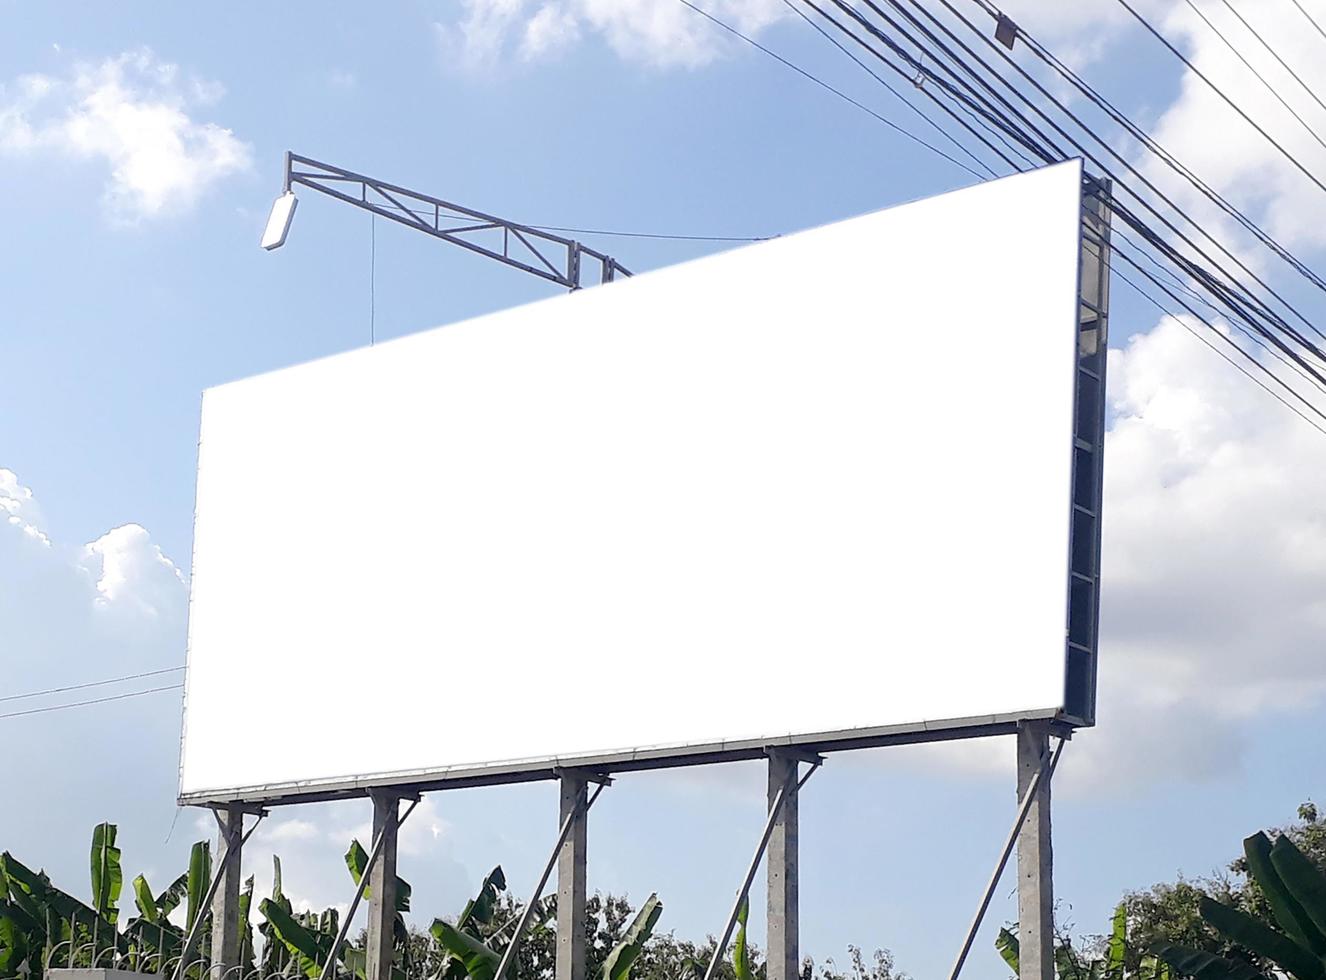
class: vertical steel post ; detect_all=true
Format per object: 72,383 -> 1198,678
556,774 -> 589,980
365,792 -> 401,980
210,805 -> 244,979
767,752 -> 799,980
1016,722 -> 1054,980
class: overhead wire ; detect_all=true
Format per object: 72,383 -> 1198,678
1109,0 -> 1326,198
783,0 -> 1326,429
1288,0 -> 1326,46
774,0 -> 997,176
1217,0 -> 1326,121
890,0 -> 1326,368
0,664 -> 185,703
1177,0 -> 1326,154
969,0 -> 1326,301
0,685 -> 184,721
674,0 -> 988,179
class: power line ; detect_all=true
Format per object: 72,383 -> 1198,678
789,0 -> 1326,433
974,0 -> 1326,302
899,0 -> 1326,362
1112,260 -> 1326,437
1178,0 -> 1326,155
1111,0 -> 1326,198
674,0 -> 988,179
1218,0 -> 1326,121
0,664 -> 185,703
0,684 -> 184,721
774,0 -> 997,177
1288,0 -> 1326,46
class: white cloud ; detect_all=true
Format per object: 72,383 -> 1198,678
0,48 -> 251,220
80,523 -> 187,616
437,0 -> 786,70
0,468 -> 51,546
876,314 -> 1326,793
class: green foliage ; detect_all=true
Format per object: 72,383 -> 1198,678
186,840 -> 211,932
1152,828 -> 1326,980
601,893 -> 661,980
732,898 -> 752,980
90,823 -> 123,927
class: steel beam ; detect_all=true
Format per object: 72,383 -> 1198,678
1016,722 -> 1054,980
556,775 -> 589,980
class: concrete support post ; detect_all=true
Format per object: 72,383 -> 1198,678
210,805 -> 244,979
556,775 -> 589,980
365,792 -> 401,980
767,752 -> 799,980
1016,722 -> 1054,980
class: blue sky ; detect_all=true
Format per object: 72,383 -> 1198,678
4,2 -> 1326,979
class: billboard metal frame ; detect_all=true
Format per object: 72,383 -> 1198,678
184,167 -> 1111,980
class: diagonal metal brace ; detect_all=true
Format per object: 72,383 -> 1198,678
171,811 -> 266,980
946,737 -> 1066,980
701,759 -> 822,980
494,780 -> 609,980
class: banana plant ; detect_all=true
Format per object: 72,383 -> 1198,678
998,903 -> 1174,980
600,893 -> 662,980
90,823 -> 122,928
1153,832 -> 1326,980
731,897 -> 752,980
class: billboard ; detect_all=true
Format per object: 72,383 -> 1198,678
180,160 -> 1096,804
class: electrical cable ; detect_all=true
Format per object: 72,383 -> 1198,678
1110,0 -> 1326,198
971,0 -> 1326,301
1178,0 -> 1326,154
792,0 -> 1326,423
1288,0 -> 1326,46
1112,257 -> 1326,436
0,684 -> 184,721
775,0 -> 997,177
675,0 -> 988,179
902,0 -> 1326,357
1218,0 -> 1326,120
0,664 -> 185,703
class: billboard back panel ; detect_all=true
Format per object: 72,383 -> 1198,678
180,160 -> 1086,802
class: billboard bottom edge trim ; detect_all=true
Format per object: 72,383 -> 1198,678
178,707 -> 1078,807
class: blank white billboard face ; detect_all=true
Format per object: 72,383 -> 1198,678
180,161 -> 1086,802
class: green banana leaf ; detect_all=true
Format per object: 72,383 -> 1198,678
238,875 -> 256,970
601,893 -> 662,980
731,896 -> 751,980
260,897 -> 332,980
1269,836 -> 1326,942
0,902 -> 31,974
457,867 -> 507,935
186,841 -> 211,931
344,839 -> 413,912
996,927 -> 1020,974
1151,942 -> 1270,980
431,919 -> 501,980
156,873 -> 190,920
1107,903 -> 1128,980
1244,834 -> 1324,955
1199,896 -> 1324,980
132,874 -> 159,924
90,823 -> 122,926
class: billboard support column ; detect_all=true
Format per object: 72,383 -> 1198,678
767,751 -> 799,980
366,791 -> 401,980
1016,722 -> 1054,980
210,805 -> 244,977
556,773 -> 589,980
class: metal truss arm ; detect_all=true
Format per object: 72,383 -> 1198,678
282,152 -> 631,291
